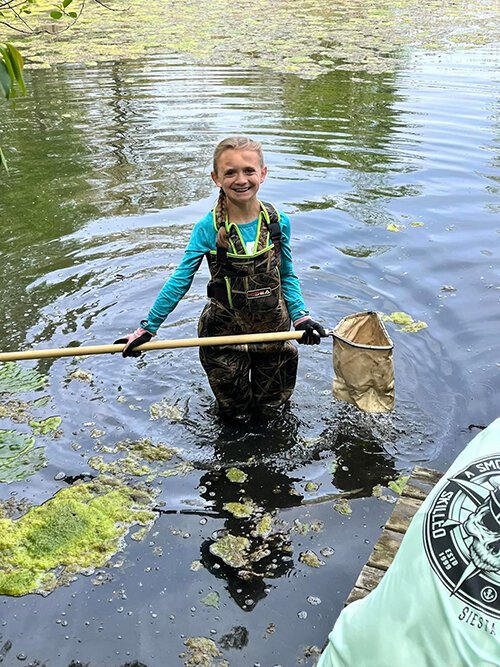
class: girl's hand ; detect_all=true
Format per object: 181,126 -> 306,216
114,327 -> 153,357
294,318 -> 326,345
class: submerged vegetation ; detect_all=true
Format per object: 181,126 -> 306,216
2,0 -> 499,77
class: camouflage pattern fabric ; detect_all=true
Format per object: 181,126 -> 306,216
198,289 -> 297,414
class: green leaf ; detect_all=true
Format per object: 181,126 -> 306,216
68,12 -> 78,18
0,57 -> 13,99
62,0 -> 73,6
388,475 -> 410,495
0,363 -> 46,393
6,43 -> 26,95
50,10 -> 63,19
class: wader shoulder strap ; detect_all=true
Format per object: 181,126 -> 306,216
260,201 -> 281,257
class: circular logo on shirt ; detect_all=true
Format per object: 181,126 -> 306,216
423,456 -> 500,619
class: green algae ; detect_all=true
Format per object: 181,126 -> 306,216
299,550 -> 325,568
0,399 -> 32,423
386,223 -> 406,232
223,501 -> 258,519
149,398 -> 186,422
0,476 -> 156,596
253,513 -> 273,538
182,637 -> 223,667
67,368 -> 93,382
0,362 -> 45,394
88,438 -> 185,481
226,467 -> 247,483
4,0 -> 499,79
333,498 -> 352,516
304,481 -> 320,492
209,534 -> 250,569
0,429 -> 46,483
382,311 -> 428,333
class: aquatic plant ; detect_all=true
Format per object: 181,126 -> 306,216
0,476 -> 156,596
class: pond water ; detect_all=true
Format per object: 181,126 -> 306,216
0,44 -> 499,666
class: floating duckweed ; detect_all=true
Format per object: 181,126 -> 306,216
333,498 -> 352,515
388,475 -> 410,495
0,363 -> 45,394
382,311 -> 428,333
149,398 -> 186,422
200,591 -> 220,609
0,477 -> 156,596
299,550 -> 325,568
410,221 -> 426,227
223,501 -> 257,518
226,467 -> 247,483
386,223 -> 405,232
210,534 -> 250,569
29,416 -> 62,435
182,637 -> 221,667
0,430 -> 46,483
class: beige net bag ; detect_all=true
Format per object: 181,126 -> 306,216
332,311 -> 394,413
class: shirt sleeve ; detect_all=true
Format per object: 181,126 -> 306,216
143,213 -> 215,333
278,212 -> 310,323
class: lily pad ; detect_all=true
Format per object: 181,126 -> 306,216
0,429 -> 46,483
0,363 -> 45,394
29,416 -> 62,435
201,591 -> 220,609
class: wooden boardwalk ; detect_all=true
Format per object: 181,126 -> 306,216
345,466 -> 443,605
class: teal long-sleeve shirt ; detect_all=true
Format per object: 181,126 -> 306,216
142,210 -> 309,334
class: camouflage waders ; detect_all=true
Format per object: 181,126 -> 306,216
198,202 -> 298,414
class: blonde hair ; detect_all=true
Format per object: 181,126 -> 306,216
213,136 -> 264,249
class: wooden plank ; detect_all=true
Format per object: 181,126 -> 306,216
352,564 -> 385,591
386,496 -> 422,534
402,467 -> 443,501
344,467 -> 441,607
367,528 -> 403,570
345,586 -> 371,605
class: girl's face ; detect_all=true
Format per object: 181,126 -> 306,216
211,149 -> 267,207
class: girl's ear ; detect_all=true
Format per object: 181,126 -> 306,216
260,165 -> 268,183
211,171 -> 221,188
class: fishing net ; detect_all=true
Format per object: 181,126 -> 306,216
332,311 -> 394,413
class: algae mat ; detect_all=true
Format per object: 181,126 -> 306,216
6,0 -> 500,77
0,477 -> 156,596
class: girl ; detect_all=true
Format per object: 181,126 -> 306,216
115,136 -> 325,416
